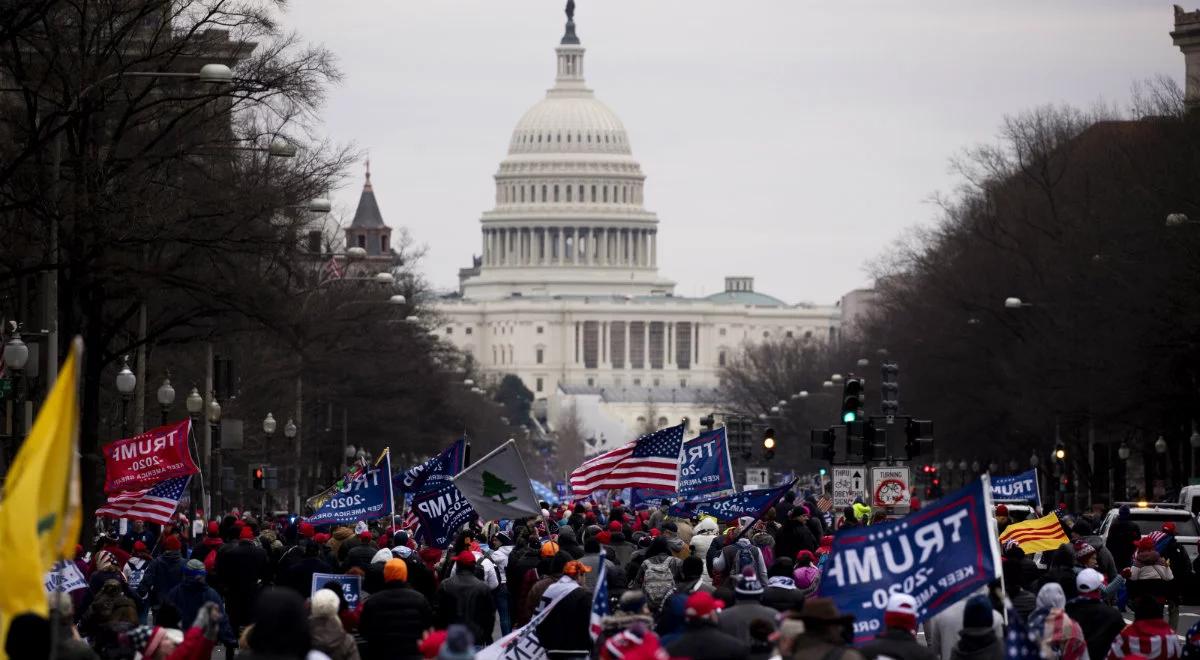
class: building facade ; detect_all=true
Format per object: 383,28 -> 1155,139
432,7 -> 847,441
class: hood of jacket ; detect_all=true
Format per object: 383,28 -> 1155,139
693,517 -> 719,535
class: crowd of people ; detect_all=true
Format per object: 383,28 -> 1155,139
7,494 -> 1200,660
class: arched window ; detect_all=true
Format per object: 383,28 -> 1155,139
604,134 -> 609,143
567,133 -> 571,143
587,134 -> 592,143
657,416 -> 669,428
718,350 -> 727,367
622,186 -> 627,203
538,134 -> 542,143
553,185 -> 559,202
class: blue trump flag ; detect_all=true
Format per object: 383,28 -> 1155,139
677,428 -> 736,499
402,438 -> 476,548
630,488 -> 676,510
990,468 -> 1041,508
396,437 -> 467,495
305,466 -> 390,525
818,475 -> 1003,644
668,479 -> 796,521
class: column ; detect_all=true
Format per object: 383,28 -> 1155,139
522,228 -> 529,265
651,230 -> 657,268
619,229 -> 627,266
641,230 -> 649,267
667,322 -> 673,365
587,228 -> 595,266
558,228 -> 565,265
498,228 -> 505,266
571,227 -> 579,265
600,227 -> 608,265
540,228 -> 547,264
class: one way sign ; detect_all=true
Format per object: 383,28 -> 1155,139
831,466 -> 868,509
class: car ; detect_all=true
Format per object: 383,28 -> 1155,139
1096,502 -> 1199,563
1180,485 -> 1200,517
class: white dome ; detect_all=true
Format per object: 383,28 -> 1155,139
508,95 -> 632,156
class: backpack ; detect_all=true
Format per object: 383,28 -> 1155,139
641,558 -> 676,612
735,543 -> 757,576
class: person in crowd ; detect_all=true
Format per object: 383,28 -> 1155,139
215,523 -> 268,636
46,591 -> 101,660
775,505 -> 819,562
1159,521 -> 1191,630
490,530 -> 516,635
717,568 -> 779,644
1107,593 -> 1182,660
994,504 -> 1011,534
280,539 -> 332,597
860,593 -> 937,660
793,550 -> 822,599
162,560 -> 237,649
1003,549 -> 1038,621
241,588 -> 314,660
791,597 -> 865,660
359,557 -> 433,659
580,536 -> 623,593
761,557 -> 804,613
309,588 -> 360,660
535,560 -> 595,657
926,586 -> 1003,660
435,550 -> 496,644
688,516 -> 720,587
950,594 -> 1003,660
191,522 -> 224,567
1106,505 -> 1141,572
141,534 -> 186,619
1040,544 -> 1080,600
1067,568 -> 1127,660
1071,518 -> 1118,581
663,591 -> 750,659
79,578 -> 139,641
634,537 -> 683,614
712,529 -> 768,588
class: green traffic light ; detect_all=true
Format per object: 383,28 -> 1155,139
819,468 -> 827,476
842,411 -> 857,423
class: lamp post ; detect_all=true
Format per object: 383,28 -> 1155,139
208,398 -> 222,514
283,418 -> 297,504
1191,426 -> 1200,482
184,387 -> 204,515
1155,435 -> 1168,494
115,355 -> 136,438
3,330 -> 30,465
262,412 -> 277,466
156,377 -> 175,426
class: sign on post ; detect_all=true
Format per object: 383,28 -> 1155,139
744,467 -> 771,488
832,466 -> 868,509
311,573 -> 363,608
871,466 -> 911,508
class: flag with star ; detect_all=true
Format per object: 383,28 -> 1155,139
569,424 -> 684,497
590,549 -> 610,641
1005,606 -> 1041,660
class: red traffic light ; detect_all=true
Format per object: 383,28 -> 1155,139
932,478 -> 940,486
255,468 -> 264,479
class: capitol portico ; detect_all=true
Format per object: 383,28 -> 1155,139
426,4 -> 854,441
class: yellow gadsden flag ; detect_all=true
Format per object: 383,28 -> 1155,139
998,511 -> 1070,553
0,338 -> 83,654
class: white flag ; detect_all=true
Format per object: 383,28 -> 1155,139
475,578 -> 578,660
452,440 -> 541,521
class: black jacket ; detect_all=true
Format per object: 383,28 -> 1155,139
535,586 -> 593,655
344,543 -> 378,573
861,628 -> 939,660
215,540 -> 268,627
761,585 -> 806,613
359,581 -> 432,660
140,551 -> 185,607
434,572 -> 496,644
1105,520 -> 1141,570
1065,597 -> 1126,660
774,519 -> 818,562
664,620 -> 751,660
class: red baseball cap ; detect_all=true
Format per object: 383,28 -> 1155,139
609,521 -> 623,532
1163,521 -> 1177,534
455,551 -> 477,566
684,591 -> 724,618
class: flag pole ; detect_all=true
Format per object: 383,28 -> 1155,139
385,447 -> 397,532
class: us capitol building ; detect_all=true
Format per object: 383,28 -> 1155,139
418,5 -> 870,445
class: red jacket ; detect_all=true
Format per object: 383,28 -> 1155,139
1106,619 -> 1182,660
166,627 -> 216,660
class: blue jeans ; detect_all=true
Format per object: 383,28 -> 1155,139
494,584 -> 512,635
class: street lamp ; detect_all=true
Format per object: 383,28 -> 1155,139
374,272 -> 395,285
1004,297 -> 1032,309
1118,442 -> 1131,460
1008,459 -> 1019,472
346,246 -> 367,260
971,461 -> 981,473
3,329 -> 29,462
2,332 -> 28,371
263,412 -> 277,436
856,358 -> 869,367
1165,213 -> 1193,227
1155,436 -> 1168,454
156,377 -> 175,425
822,380 -> 834,388
988,461 -> 999,474
284,418 -> 298,440
1030,452 -> 1039,467
770,406 -> 780,414
115,355 -> 136,437
831,374 -> 844,383
389,294 -> 407,306
207,397 -> 222,514
1054,446 -> 1066,460
267,137 -> 297,158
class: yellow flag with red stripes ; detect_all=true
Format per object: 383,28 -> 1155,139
998,511 -> 1069,553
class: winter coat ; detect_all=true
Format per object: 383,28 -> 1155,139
924,593 -> 1004,660
713,537 -> 768,586
580,552 -> 622,592
663,619 -> 751,660
1066,597 -> 1128,660
556,527 -> 585,559
163,626 -> 217,660
774,519 -> 818,562
191,536 -> 223,567
163,579 -> 236,645
434,571 -> 495,644
281,556 -> 332,598
1082,533 -> 1120,581
605,540 -> 636,569
1105,520 -> 1141,570
791,634 -> 867,660
344,543 -> 378,574
761,577 -> 806,613
717,599 -> 779,644
950,627 -> 1005,660
534,583 -> 593,656
309,615 -> 361,660
214,539 -> 267,628
1010,587 -> 1037,622
860,627 -> 939,660
1106,618 -> 1182,660
141,550 -> 185,607
359,581 -> 432,660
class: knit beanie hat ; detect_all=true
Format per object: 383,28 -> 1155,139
183,559 -> 206,580
162,535 -> 182,551
384,558 -> 409,583
883,593 -> 918,632
439,624 -> 475,660
735,568 -> 764,597
963,594 -> 993,629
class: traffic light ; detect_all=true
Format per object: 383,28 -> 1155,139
841,378 -> 864,423
1059,475 -> 1070,492
699,414 -> 715,432
252,466 -> 265,490
810,428 -> 834,461
880,362 -> 899,417
863,421 -> 886,461
818,467 -> 827,477
762,427 -> 776,460
905,419 -> 934,458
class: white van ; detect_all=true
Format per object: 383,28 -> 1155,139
1180,485 -> 1200,517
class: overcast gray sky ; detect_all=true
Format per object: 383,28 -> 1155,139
283,1 -> 1182,304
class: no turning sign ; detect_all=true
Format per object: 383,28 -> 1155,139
871,466 -> 911,508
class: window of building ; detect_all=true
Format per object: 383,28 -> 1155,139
805,330 -> 813,339
583,321 -> 599,369
629,321 -> 645,369
648,322 -> 664,369
587,377 -> 595,387
465,327 -> 473,335
554,185 -> 559,202
657,416 -> 668,427
675,322 -> 692,370
763,331 -> 770,338
614,376 -> 623,387
446,327 -> 453,335
536,378 -> 544,392
591,185 -> 596,202
603,187 -> 608,203
541,185 -> 547,202
537,326 -> 544,334
636,416 -> 646,425
633,378 -> 642,386
609,321 -> 626,369
536,348 -> 544,364
786,330 -> 794,338
381,234 -> 389,253
652,378 -> 660,387
306,230 -> 322,254
566,186 -> 572,202
520,187 -> 525,202
719,328 -> 727,337
680,379 -> 687,388
356,234 -> 366,248
718,350 -> 727,367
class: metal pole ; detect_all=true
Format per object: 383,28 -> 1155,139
160,406 -> 168,426
212,420 -> 222,515
293,368 -> 303,513
134,303 -> 146,434
120,397 -> 130,438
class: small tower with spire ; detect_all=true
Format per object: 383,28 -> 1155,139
344,158 -> 394,265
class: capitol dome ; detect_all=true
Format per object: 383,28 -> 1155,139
460,5 -> 676,301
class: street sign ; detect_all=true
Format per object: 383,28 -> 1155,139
831,466 -> 867,509
745,467 -> 771,487
871,466 -> 911,508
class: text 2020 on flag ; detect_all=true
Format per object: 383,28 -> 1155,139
568,424 -> 684,497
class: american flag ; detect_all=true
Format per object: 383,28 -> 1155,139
96,477 -> 189,525
569,424 -> 683,497
1004,606 -> 1041,660
590,549 -> 610,641
323,255 -> 344,281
